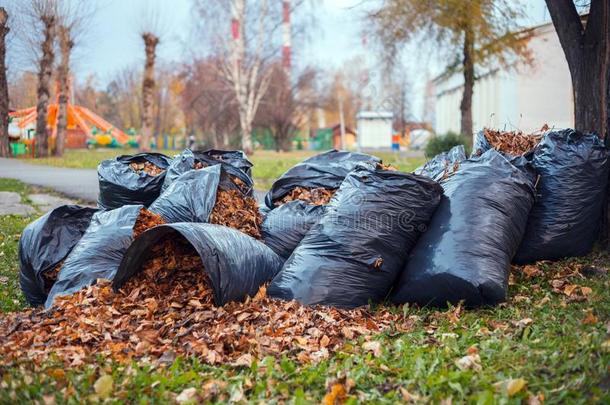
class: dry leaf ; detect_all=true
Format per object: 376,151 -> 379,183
363,341 -> 382,357
176,387 -> 198,404
495,378 -> 527,397
94,375 -> 113,399
323,383 -> 347,405
455,354 -> 481,371
582,310 -> 598,325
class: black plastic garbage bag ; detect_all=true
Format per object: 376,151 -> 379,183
19,205 -> 97,306
97,153 -> 172,210
261,200 -> 327,260
162,149 -> 253,194
415,145 -> 467,181
392,149 -> 536,307
268,166 -> 443,308
264,150 -> 380,209
149,165 -> 221,223
113,223 -> 283,305
514,129 -> 610,263
45,205 -> 144,308
471,130 -> 493,157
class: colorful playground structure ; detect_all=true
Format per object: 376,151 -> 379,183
8,89 -> 133,154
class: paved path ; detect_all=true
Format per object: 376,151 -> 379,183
0,158 -> 99,202
0,158 -> 267,204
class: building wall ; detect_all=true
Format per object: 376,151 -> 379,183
357,118 -> 393,148
434,22 -> 574,137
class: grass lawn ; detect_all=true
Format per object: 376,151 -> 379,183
0,179 -> 608,403
23,149 -> 426,191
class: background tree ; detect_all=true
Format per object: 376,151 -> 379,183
544,0 -> 609,138
0,7 -> 10,157
140,32 -> 159,152
23,0 -> 58,157
369,0 -> 531,136
256,63 -> 318,151
54,0 -> 94,156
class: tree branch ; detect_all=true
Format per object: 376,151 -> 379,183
544,0 -> 584,64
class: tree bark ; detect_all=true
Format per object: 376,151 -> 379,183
546,0 -> 609,137
55,25 -> 73,157
460,26 -> 474,137
140,32 -> 159,152
35,14 -> 56,157
0,8 -> 10,158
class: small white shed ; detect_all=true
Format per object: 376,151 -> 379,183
356,111 -> 393,149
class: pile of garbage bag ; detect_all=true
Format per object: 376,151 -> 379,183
18,130 -> 610,310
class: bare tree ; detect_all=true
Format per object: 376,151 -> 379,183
54,0 -> 94,156
25,0 -> 59,157
256,63 -> 318,151
0,7 -> 9,157
140,32 -> 159,151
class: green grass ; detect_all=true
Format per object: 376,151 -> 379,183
0,179 -> 607,403
23,149 -> 426,191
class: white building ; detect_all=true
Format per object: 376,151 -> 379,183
433,20 -> 574,137
356,111 -> 393,149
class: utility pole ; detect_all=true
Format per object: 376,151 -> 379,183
338,94 -> 346,150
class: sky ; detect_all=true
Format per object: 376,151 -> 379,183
9,0 -> 555,119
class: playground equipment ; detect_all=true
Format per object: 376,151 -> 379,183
9,80 -> 130,151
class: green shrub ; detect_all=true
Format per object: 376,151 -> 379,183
425,132 -> 471,158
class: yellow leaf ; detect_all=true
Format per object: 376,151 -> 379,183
580,286 -> 592,296
94,375 -> 113,399
506,378 -> 527,396
323,383 -> 346,405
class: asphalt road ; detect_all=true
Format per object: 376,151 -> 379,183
0,158 -> 266,204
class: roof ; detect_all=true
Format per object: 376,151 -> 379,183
356,111 -> 393,119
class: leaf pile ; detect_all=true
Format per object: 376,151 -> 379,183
482,124 -> 547,155
42,261 -> 63,293
209,189 -> 262,239
275,187 -> 337,207
129,160 -> 165,176
0,248 -> 408,366
377,162 -> 398,171
132,208 -> 166,239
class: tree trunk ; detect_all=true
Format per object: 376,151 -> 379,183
460,27 -> 474,137
0,8 -> 9,158
240,120 -> 253,154
55,26 -> 73,157
35,15 -> 56,158
140,32 -> 159,152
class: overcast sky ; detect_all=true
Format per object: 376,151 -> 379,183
7,0 -> 554,119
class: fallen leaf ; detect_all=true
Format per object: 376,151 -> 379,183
495,378 -> 527,397
455,354 -> 481,371
399,387 -> 420,402
580,286 -> 592,296
176,387 -> 198,404
233,353 -> 254,368
363,341 -> 382,357
582,310 -> 598,325
94,374 -> 113,399
323,383 -> 346,405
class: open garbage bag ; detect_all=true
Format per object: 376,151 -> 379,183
392,149 -> 536,307
97,153 -> 172,210
45,205 -> 146,308
19,205 -> 97,306
162,149 -> 253,193
514,129 -> 610,263
261,201 -> 327,260
415,145 -> 466,181
268,165 -> 443,308
263,150 -> 380,209
149,165 -> 221,223
113,223 -> 283,305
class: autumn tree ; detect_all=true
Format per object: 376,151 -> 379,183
256,63 -> 318,151
0,7 -> 9,157
545,0 -> 609,138
369,0 -> 531,136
